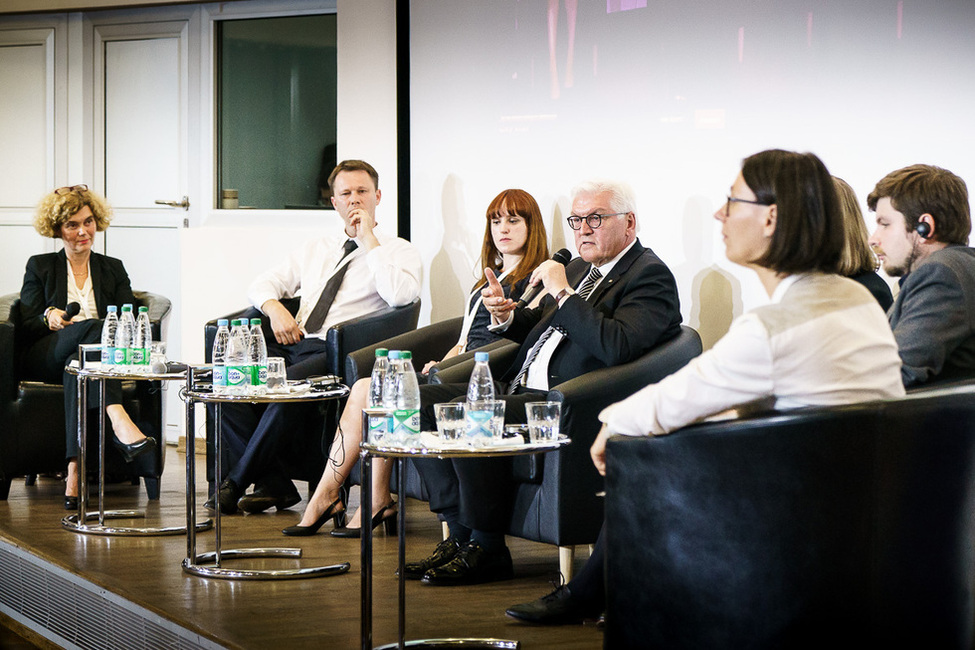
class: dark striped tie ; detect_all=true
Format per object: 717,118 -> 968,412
506,266 -> 602,393
303,239 -> 358,333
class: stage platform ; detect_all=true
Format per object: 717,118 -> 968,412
0,445 -> 602,649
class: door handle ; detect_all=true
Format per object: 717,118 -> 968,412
155,196 -> 190,209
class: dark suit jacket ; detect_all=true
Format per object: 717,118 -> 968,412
501,239 -> 682,387
19,249 -> 136,348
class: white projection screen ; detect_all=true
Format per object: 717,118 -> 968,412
410,0 -> 975,347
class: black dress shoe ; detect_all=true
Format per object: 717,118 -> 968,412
421,541 -> 513,586
237,485 -> 302,514
505,585 -> 594,625
112,435 -> 156,463
64,496 -> 78,511
330,502 -> 397,538
203,479 -> 241,514
401,536 -> 462,580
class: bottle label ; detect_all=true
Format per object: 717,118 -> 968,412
252,365 -> 268,386
131,348 -> 146,365
466,408 -> 493,440
213,365 -> 227,388
368,415 -> 387,442
227,366 -> 249,387
393,409 -> 420,438
114,347 -> 128,365
102,346 -> 115,365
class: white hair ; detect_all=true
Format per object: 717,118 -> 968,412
570,179 -> 640,231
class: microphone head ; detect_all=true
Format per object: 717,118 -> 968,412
64,302 -> 81,319
552,248 -> 572,265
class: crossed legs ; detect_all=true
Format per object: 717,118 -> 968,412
294,378 -> 395,530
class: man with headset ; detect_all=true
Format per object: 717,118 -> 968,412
867,164 -> 975,387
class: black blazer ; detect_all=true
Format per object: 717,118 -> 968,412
501,240 -> 682,387
19,249 -> 136,347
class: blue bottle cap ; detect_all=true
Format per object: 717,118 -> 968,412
218,319 -> 229,326
474,352 -> 489,362
107,305 -> 117,312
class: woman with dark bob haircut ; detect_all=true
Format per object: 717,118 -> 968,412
508,150 -> 907,626
594,149 -> 906,442
595,148 -> 906,442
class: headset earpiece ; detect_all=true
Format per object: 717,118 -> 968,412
916,221 -> 932,238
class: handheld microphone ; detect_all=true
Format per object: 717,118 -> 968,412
515,248 -> 572,307
64,302 -> 81,320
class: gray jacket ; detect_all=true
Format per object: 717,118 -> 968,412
888,245 -> 975,386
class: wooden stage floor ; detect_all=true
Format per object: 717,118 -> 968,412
0,446 -> 603,649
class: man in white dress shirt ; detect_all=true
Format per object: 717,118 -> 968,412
209,160 -> 422,514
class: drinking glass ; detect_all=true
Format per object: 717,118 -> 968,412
434,403 -> 466,443
465,400 -> 505,446
525,401 -> 561,443
149,341 -> 168,374
266,357 -> 287,393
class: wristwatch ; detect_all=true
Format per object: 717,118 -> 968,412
555,287 -> 575,303
43,306 -> 56,326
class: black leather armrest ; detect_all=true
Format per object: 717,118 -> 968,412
551,326 -> 702,413
345,315 -> 462,387
325,298 -> 421,381
0,294 -> 18,403
428,338 -> 514,378
432,341 -> 520,385
133,291 -> 172,342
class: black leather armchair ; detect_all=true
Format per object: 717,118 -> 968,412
432,324 -> 704,579
0,291 -> 172,500
202,297 -> 421,492
604,386 -> 975,649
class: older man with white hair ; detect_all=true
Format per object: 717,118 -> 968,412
406,179 -> 683,586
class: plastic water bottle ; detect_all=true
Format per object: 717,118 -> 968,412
393,351 -> 421,447
248,318 -> 268,394
226,319 -> 251,394
367,348 -> 390,442
466,351 -> 495,443
115,304 -> 135,368
100,305 -> 118,367
132,306 -> 152,372
212,319 -> 230,394
382,351 -> 403,444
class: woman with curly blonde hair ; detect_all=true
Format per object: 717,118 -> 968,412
21,184 -> 155,510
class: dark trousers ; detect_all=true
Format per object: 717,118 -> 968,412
413,382 -> 545,532
22,319 -> 123,459
217,332 -> 331,491
568,525 -> 606,613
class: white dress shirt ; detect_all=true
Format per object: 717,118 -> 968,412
599,273 -> 906,436
247,228 -> 422,339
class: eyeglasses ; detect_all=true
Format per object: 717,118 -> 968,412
724,195 -> 771,217
566,212 -> 626,230
54,184 -> 88,195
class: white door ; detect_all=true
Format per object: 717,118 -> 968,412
90,10 -> 200,442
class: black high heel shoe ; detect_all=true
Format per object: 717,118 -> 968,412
330,502 -> 397,538
64,495 -> 78,510
282,498 -> 346,536
112,435 -> 156,463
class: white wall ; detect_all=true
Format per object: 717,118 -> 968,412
409,1 -> 975,350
